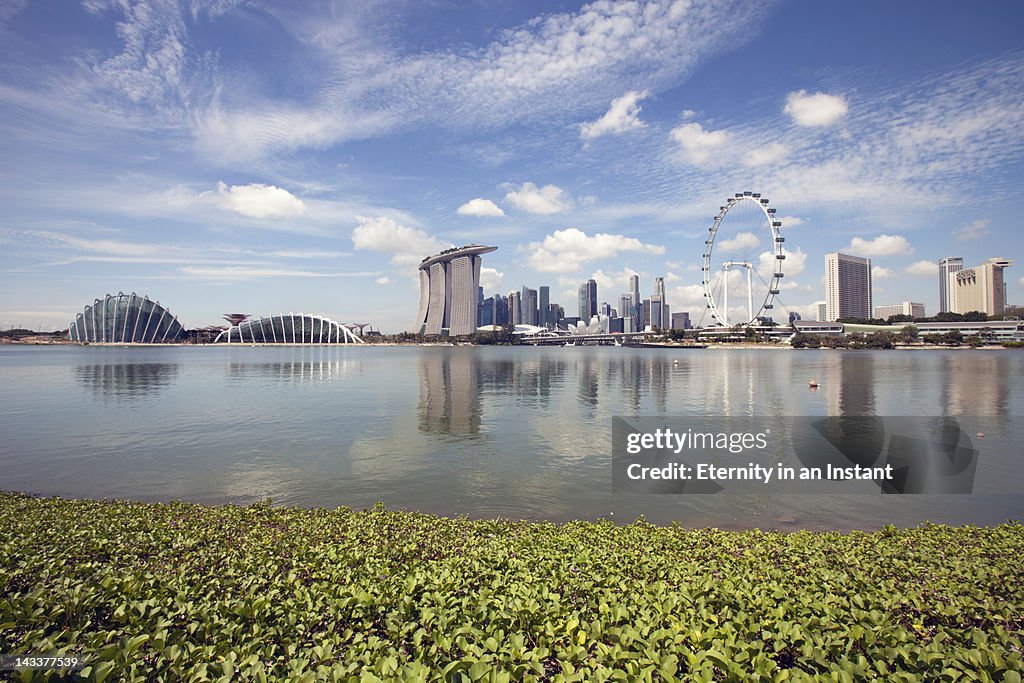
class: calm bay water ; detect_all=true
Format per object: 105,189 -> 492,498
1,344 -> 1021,530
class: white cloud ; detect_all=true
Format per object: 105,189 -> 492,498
503,182 -> 574,214
664,272 -> 682,283
906,260 -> 939,276
667,283 -> 708,308
744,142 -> 788,167
375,276 -> 392,285
479,266 -> 504,292
212,181 -> 306,218
580,90 -> 649,140
456,198 -> 505,217
718,232 -> 760,252
758,247 -> 808,281
872,266 -> 895,279
844,234 -> 913,257
954,219 -> 991,240
784,90 -> 849,127
669,121 -> 729,164
351,216 -> 451,267
775,216 -> 804,228
526,228 -> 664,272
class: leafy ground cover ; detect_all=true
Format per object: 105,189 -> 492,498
1,492 -> 1022,682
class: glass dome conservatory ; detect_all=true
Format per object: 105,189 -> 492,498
213,314 -> 364,344
68,292 -> 185,343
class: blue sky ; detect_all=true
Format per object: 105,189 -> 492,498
2,0 -> 1023,332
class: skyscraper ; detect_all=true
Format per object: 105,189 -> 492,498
538,286 -> 550,327
578,279 -> 597,320
509,290 -> 522,325
825,252 -> 872,322
416,245 -> 498,336
629,274 -> 641,322
521,286 -> 538,326
949,258 -> 1013,316
938,257 -> 963,313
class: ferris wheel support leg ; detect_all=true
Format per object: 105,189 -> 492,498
747,267 -> 753,323
722,268 -> 728,327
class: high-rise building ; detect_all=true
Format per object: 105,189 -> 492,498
938,257 -> 963,313
478,296 -> 495,326
416,245 -> 498,336
825,252 -> 872,322
494,294 -> 509,326
671,312 -> 691,330
521,286 -> 538,326
509,290 -> 522,325
538,286 -> 550,327
815,301 -> 827,321
949,258 -> 1013,316
629,274 -> 641,321
874,302 -> 925,320
789,311 -> 802,324
641,299 -> 651,328
578,279 -> 597,320
548,303 -> 564,328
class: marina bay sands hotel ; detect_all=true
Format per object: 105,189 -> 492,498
416,244 -> 497,336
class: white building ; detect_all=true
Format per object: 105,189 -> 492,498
948,258 -> 1013,316
825,252 -> 872,322
874,302 -> 925,320
938,257 -> 963,313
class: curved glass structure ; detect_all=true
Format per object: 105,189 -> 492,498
68,292 -> 185,343
213,314 -> 364,344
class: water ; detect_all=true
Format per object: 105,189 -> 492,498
1,345 -> 1021,530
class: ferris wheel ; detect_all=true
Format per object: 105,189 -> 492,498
702,191 -> 785,327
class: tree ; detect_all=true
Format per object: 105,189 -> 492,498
943,330 -> 963,347
790,333 -> 821,349
899,325 -> 919,342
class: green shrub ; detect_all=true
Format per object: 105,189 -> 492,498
1,493 -> 1022,681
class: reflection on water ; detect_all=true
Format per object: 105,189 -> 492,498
1,346 -> 1022,530
419,351 -> 481,436
76,363 -> 180,400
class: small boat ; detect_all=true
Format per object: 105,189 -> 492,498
564,341 -> 576,347
808,379 -> 819,388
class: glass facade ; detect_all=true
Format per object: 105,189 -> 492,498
213,314 -> 363,344
68,292 -> 185,343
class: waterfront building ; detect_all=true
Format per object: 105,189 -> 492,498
788,311 -> 802,324
629,274 -> 641,321
815,301 -> 827,321
949,258 -> 1013,316
68,292 -> 185,343
548,303 -> 563,328
214,314 -> 364,343
578,279 -> 597,320
939,257 -> 964,313
539,286 -> 550,327
825,252 -> 872,321
522,287 -> 539,326
494,294 -> 509,326
415,244 -> 497,336
609,317 -> 625,333
916,319 -> 1024,343
509,290 -> 522,325
478,296 -> 496,326
671,312 -> 691,330
874,302 -> 925,320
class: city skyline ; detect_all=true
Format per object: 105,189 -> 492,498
2,2 -> 1024,332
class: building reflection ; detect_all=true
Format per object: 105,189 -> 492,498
821,353 -> 876,416
418,349 -> 481,435
76,363 -> 180,400
940,354 -> 1010,415
225,348 -> 357,384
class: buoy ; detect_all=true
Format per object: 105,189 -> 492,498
977,432 -> 985,438
808,379 -> 819,388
